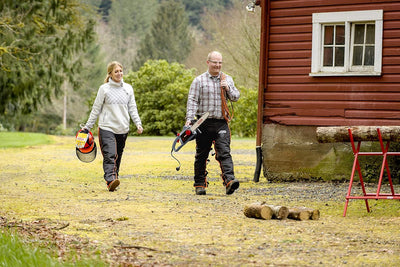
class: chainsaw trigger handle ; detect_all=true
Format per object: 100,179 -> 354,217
171,112 -> 209,171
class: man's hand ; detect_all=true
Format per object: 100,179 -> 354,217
221,79 -> 229,91
137,125 -> 143,134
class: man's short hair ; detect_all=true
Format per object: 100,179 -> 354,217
207,51 -> 222,60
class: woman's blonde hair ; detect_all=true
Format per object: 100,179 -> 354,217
104,61 -> 123,83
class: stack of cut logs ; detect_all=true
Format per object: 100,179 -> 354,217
243,203 -> 320,221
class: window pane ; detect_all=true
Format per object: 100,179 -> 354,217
366,24 -> 375,44
324,26 -> 334,45
353,46 -> 363,65
354,24 -> 365,44
323,47 -> 333,66
335,47 -> 344,66
336,25 -> 345,45
364,46 -> 375,65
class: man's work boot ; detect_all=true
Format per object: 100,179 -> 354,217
226,179 -> 239,195
195,187 -> 206,195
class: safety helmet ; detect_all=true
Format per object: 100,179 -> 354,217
75,129 -> 97,163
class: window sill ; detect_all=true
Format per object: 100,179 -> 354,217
309,72 -> 382,77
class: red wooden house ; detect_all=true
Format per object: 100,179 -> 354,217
251,0 -> 400,181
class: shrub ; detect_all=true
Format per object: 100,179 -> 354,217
124,60 -> 196,136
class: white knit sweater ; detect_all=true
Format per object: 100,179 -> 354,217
84,78 -> 142,134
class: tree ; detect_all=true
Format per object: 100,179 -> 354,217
98,0 -> 112,22
105,0 -> 158,66
181,0 -> 233,28
133,0 -> 193,70
0,39 -> 106,134
124,60 -> 195,136
0,0 -> 95,115
229,85 -> 257,137
194,0 -> 260,88
109,0 -> 157,40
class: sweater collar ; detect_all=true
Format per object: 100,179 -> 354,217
109,78 -> 124,87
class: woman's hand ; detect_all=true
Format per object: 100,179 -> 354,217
137,125 -> 143,134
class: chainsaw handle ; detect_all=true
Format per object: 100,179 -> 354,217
171,113 -> 209,171
171,130 -> 195,171
171,136 -> 184,152
171,131 -> 195,152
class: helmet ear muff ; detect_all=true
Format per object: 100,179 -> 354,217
76,130 -> 97,163
86,133 -> 94,146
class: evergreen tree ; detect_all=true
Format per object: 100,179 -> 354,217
109,0 -> 158,40
0,0 -> 95,116
133,0 -> 193,70
98,0 -> 112,22
181,0 -> 232,27
106,0 -> 158,66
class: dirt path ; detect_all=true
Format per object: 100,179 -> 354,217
1,136 -> 400,266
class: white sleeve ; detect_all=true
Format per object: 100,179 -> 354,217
127,85 -> 142,127
84,87 -> 105,130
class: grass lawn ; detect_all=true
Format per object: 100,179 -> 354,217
0,230 -> 105,266
0,132 -> 53,148
0,132 -> 104,266
0,134 -> 400,266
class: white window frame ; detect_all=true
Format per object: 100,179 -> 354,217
310,10 -> 383,76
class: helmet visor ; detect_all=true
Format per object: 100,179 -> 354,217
76,142 -> 97,163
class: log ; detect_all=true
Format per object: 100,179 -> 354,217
243,203 -> 273,220
316,126 -> 400,143
308,208 -> 320,220
288,209 -> 310,221
264,204 -> 289,220
288,207 -> 320,221
294,207 -> 320,220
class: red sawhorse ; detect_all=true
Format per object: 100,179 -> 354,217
343,128 -> 400,216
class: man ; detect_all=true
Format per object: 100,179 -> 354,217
185,51 -> 240,195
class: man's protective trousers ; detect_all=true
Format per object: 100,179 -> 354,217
194,119 -> 235,187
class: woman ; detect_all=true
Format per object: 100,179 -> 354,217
82,61 -> 143,191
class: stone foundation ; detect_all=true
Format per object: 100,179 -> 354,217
261,124 -> 354,182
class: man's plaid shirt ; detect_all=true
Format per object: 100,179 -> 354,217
186,71 -> 240,122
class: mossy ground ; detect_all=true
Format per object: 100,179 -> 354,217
1,136 -> 400,266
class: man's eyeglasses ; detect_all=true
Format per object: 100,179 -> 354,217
209,60 -> 223,65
